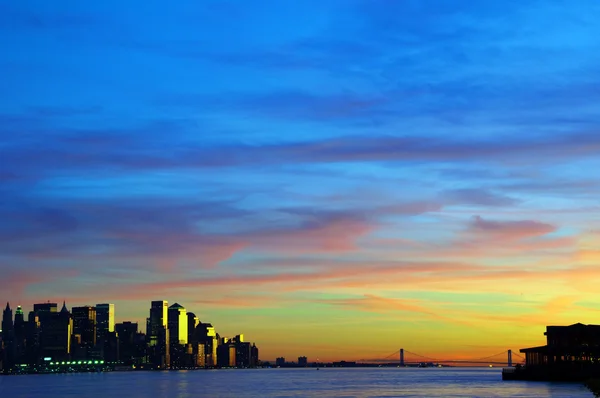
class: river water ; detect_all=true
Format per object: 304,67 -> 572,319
0,367 -> 593,397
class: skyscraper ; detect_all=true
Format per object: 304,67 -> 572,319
168,303 -> 188,345
39,302 -> 72,361
14,306 -> 26,363
195,322 -> 217,367
147,301 -> 169,368
95,304 -> 114,345
116,322 -> 138,364
72,306 -> 97,349
187,312 -> 199,344
2,303 -> 15,369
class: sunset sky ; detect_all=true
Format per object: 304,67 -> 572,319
2,0 -> 600,362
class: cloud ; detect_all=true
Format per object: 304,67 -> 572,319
468,216 -> 556,241
442,188 -> 519,207
317,293 -> 463,324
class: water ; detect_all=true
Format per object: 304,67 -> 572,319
0,368 -> 593,397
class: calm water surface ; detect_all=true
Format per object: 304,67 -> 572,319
0,368 -> 593,397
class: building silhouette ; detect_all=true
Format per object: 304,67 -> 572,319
298,356 -> 308,366
187,312 -> 199,343
39,302 -> 73,361
13,306 -> 26,364
147,301 -> 170,368
72,306 -> 97,358
25,311 -> 41,365
1,298 -> 260,372
506,323 -> 600,381
195,322 -> 217,367
168,303 -> 188,345
96,304 -> 115,345
168,303 -> 188,368
2,303 -> 15,371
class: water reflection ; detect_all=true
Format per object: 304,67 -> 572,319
0,368 -> 593,397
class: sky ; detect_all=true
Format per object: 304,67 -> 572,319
2,0 -> 600,362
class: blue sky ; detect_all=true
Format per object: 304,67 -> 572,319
2,0 -> 600,360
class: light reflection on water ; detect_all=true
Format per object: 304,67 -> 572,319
0,367 -> 593,397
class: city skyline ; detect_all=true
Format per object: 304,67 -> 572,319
0,300 -> 260,371
2,1 -> 600,363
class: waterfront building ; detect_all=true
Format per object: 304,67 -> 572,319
276,357 -> 285,367
25,311 -> 41,364
95,304 -> 115,345
168,303 -> 188,345
251,344 -> 259,367
13,306 -> 26,363
116,321 -> 138,364
72,306 -> 97,349
39,302 -> 73,361
216,339 -> 236,367
1,303 -> 15,370
195,322 -> 217,367
147,301 -> 170,368
505,323 -> 600,381
298,356 -> 308,366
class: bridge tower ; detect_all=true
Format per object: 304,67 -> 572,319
400,348 -> 405,366
508,349 -> 512,366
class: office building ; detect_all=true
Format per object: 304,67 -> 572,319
95,304 -> 114,345
2,303 -> 15,369
195,323 -> 217,367
72,306 -> 96,348
13,306 -> 26,363
168,303 -> 188,345
147,301 -> 170,368
39,302 -> 72,361
187,312 -> 199,343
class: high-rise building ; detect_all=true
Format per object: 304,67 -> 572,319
25,311 -> 41,364
147,301 -> 169,368
95,304 -> 114,345
168,303 -> 188,345
2,303 -> 15,369
298,356 -> 308,366
195,323 -> 217,367
39,302 -> 72,361
13,306 -> 26,363
116,322 -> 138,364
187,312 -> 199,344
72,306 -> 96,349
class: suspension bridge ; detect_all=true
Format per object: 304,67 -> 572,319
359,349 -> 525,366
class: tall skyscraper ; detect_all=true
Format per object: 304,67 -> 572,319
1,303 -> 14,340
168,303 -> 188,345
72,306 -> 97,348
25,311 -> 41,364
147,301 -> 169,368
14,306 -> 26,363
95,304 -> 115,344
2,303 -> 15,369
